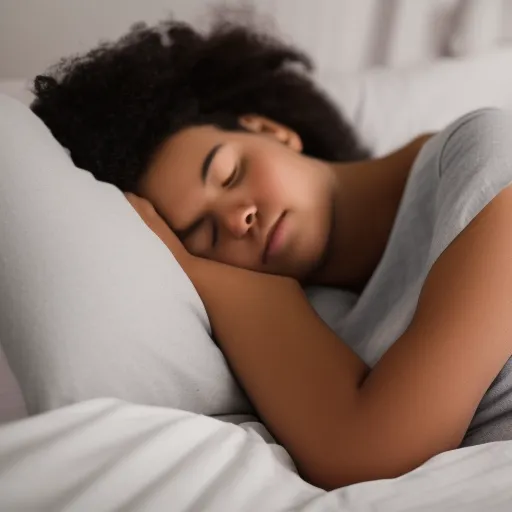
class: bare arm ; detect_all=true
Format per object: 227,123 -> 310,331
126,130 -> 512,489
189,183 -> 512,489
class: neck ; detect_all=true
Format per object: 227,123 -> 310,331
307,156 -> 412,292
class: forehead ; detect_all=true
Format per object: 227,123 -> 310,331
137,125 -> 225,227
154,125 -> 224,167
141,124 -> 222,191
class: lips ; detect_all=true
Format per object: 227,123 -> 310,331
262,211 -> 287,264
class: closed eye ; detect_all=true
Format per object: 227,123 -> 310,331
213,160 -> 245,247
222,164 -> 242,188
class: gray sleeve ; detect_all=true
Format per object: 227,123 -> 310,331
427,108 -> 512,268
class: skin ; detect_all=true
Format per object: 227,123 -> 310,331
127,115 -> 512,489
138,115 -> 425,291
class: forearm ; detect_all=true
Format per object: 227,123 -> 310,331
191,259 -> 369,445
192,259 -> 416,488
192,260 -> 419,488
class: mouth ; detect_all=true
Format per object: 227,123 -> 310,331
262,211 -> 287,264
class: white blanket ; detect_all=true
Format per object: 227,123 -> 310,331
0,399 -> 511,511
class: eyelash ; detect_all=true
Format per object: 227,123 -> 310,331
222,164 -> 240,188
212,162 -> 243,248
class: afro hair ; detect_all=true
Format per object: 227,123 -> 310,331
31,16 -> 370,191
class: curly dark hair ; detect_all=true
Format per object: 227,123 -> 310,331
30,16 -> 370,192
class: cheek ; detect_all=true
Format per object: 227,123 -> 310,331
250,158 -> 296,203
257,174 -> 288,201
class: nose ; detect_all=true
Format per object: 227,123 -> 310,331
223,204 -> 257,238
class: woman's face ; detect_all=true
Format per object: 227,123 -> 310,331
138,115 -> 336,280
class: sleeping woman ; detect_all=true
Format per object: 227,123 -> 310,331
30,17 -> 512,489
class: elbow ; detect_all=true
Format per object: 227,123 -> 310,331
300,457 -> 416,491
296,450 -> 389,490
297,439 -> 451,490
298,460 -> 381,491
293,400 -> 462,490
301,469 -> 358,491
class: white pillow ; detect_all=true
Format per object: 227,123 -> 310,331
0,94 -> 250,416
0,79 -> 34,107
0,81 -> 34,422
0,351 -> 26,423
317,46 -> 512,156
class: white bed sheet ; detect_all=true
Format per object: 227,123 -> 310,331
0,399 -> 511,512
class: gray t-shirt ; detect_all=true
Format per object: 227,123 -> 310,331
308,108 -> 512,446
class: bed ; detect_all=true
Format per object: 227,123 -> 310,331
2,2 -> 512,510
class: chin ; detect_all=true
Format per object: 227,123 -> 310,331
301,219 -> 335,283
267,208 -> 334,281
284,243 -> 327,282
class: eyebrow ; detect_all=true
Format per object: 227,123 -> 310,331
201,143 -> 223,183
174,143 -> 223,240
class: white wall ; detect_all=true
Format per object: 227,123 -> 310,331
2,0 -> 512,80
2,0 -> 388,79
0,0 -> 239,79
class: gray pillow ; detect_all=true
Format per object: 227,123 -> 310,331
0,94 -> 250,416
